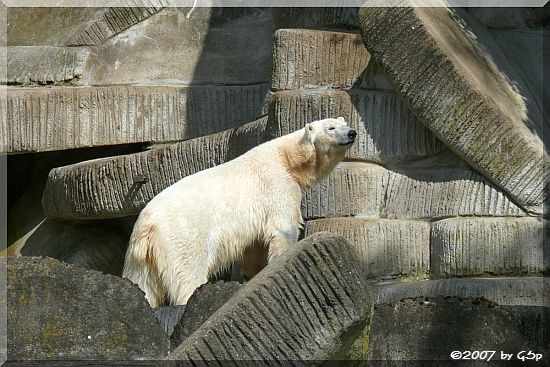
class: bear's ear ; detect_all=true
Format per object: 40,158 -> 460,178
337,117 -> 345,122
303,123 -> 314,142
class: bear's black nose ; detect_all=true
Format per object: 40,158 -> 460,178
348,129 -> 357,139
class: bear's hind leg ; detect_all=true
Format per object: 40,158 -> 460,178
162,260 -> 209,306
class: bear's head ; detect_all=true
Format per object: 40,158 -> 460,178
303,117 -> 357,153
291,117 -> 356,184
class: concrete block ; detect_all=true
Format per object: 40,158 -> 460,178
431,217 -> 547,277
305,218 -> 430,279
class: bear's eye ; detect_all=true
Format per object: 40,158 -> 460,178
328,127 -> 335,131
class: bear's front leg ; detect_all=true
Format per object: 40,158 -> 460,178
267,227 -> 299,262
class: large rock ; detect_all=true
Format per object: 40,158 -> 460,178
368,277 -> 547,361
305,218 -> 430,279
168,232 -> 374,363
367,297 -> 539,361
272,29 -> 370,91
7,256 -> 169,360
431,217 -> 547,277
268,90 -> 444,163
358,1 -> 547,215
170,281 -> 243,349
2,84 -> 268,153
42,117 -> 268,219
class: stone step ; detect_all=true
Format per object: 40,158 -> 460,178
302,160 -> 525,221
304,218 -> 430,279
272,29 -> 370,91
358,2 -> 547,215
66,3 -> 167,46
1,84 -> 268,153
267,89 -> 444,163
167,232 -> 373,362
2,46 -> 90,85
272,7 -> 360,30
431,217 -> 547,277
371,277 -> 545,307
42,117 -> 268,219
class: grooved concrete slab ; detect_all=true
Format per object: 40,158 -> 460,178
358,1 -> 547,214
268,89 -> 444,163
383,164 -> 526,219
66,4 -> 166,46
371,277 -> 546,307
431,217 -> 547,277
305,218 -> 430,279
2,46 -> 90,85
7,256 -> 169,360
273,7 -> 359,30
42,117 -> 268,219
272,29 -> 370,91
1,84 -> 268,153
302,162 -> 388,220
301,160 -> 525,221
168,232 -> 373,362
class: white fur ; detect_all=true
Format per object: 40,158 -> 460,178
122,117 -> 354,307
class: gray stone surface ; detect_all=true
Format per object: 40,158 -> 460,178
2,84 -> 268,153
168,232 -> 373,362
66,3 -> 167,46
272,7 -> 359,30
431,217 -> 547,277
7,256 -> 170,360
2,46 -> 90,85
367,297 -> 539,361
171,281 -> 243,349
358,1 -> 547,215
83,7 -> 273,86
272,29 -> 370,91
16,219 -> 129,276
305,218 -> 430,279
370,277 -> 546,307
267,89 -> 444,163
42,117 -> 268,219
302,158 -> 525,221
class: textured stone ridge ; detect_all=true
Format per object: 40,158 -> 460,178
302,162 -> 388,220
301,161 -> 525,221
1,84 -> 268,153
7,256 -> 169,360
358,2 -> 547,214
272,7 -> 360,30
42,117 -> 268,219
3,46 -> 90,85
371,277 -> 545,307
268,89 -> 444,163
272,29 -> 370,91
431,217 -> 547,277
66,3 -> 167,46
305,218 -> 430,279
168,232 -> 373,362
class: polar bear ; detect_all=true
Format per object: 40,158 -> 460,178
123,117 -> 356,307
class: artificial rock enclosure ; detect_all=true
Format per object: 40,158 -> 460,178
3,2 -> 548,365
